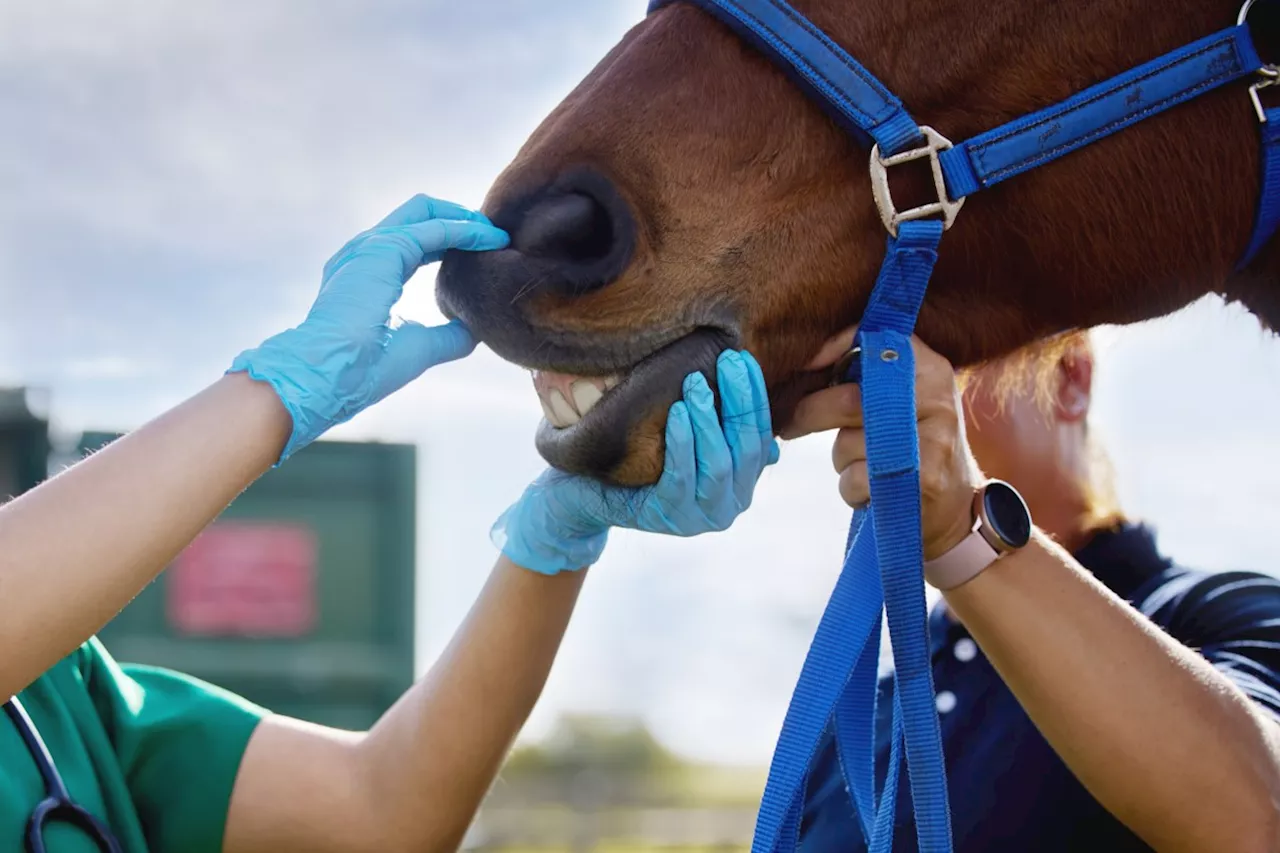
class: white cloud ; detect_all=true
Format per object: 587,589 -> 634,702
61,356 -> 156,380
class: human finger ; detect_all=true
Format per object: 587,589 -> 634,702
716,352 -> 760,494
738,351 -> 779,460
806,324 -> 861,371
315,222 -> 503,329
684,371 -> 733,520
371,320 -> 478,405
782,383 -> 863,440
648,401 -> 695,528
832,425 -> 867,476
402,219 -> 511,259
375,194 -> 495,229
839,460 -> 870,508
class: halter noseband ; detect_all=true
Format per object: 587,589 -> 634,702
643,1 -> 1280,851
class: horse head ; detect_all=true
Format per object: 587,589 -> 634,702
437,0 -> 1280,485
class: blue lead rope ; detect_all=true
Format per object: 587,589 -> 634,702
750,220 -> 950,853
855,223 -> 950,852
642,0 -> 1280,850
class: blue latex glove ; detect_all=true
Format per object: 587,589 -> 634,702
493,350 -> 781,575
230,195 -> 509,461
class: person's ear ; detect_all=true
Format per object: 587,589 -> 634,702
1055,346 -> 1093,423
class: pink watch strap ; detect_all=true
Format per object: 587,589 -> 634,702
923,527 -> 1000,591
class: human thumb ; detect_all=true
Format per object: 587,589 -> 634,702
419,318 -> 478,364
371,319 -> 477,404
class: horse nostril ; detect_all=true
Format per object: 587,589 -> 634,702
514,192 -> 615,265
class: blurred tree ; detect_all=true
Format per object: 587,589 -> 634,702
469,716 -> 763,851
506,715 -> 678,774
496,715 -> 680,809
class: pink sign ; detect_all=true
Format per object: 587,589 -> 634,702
168,522 -> 317,637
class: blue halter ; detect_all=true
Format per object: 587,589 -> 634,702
644,1 -> 1280,851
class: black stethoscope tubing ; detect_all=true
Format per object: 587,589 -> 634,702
4,697 -> 121,853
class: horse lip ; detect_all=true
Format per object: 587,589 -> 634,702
437,253 -> 703,375
500,324 -> 702,378
533,326 -> 738,480
437,237 -> 744,375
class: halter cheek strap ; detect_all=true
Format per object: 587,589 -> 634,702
646,1 -> 1280,851
1244,103 -> 1280,266
649,0 -> 919,156
939,26 -> 1263,196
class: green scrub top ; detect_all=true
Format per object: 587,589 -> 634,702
1,637 -> 266,853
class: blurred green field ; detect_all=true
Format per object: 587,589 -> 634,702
464,716 -> 763,851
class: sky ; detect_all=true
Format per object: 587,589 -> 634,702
4,0 -> 1280,767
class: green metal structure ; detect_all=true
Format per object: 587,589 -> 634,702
79,433 -> 418,731
0,389 -> 50,498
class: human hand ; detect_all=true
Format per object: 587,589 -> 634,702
783,327 -> 981,560
229,194 -> 510,461
493,350 -> 781,575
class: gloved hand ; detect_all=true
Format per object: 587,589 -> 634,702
493,350 -> 781,575
230,195 -> 509,462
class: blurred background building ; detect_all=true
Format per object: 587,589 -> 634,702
0,388 -> 417,730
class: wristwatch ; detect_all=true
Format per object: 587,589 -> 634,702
923,480 -> 1032,591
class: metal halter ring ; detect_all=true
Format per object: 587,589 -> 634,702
1239,0 -> 1267,25
1240,0 -> 1279,123
829,346 -> 862,387
869,126 -> 965,238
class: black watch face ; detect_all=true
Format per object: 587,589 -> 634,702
982,481 -> 1032,549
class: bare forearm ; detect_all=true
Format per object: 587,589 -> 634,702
357,557 -> 585,851
0,373 -> 289,697
944,529 -> 1280,852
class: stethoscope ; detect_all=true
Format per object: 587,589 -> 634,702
3,698 -> 122,853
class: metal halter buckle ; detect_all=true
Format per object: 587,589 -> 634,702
1249,66 -> 1279,124
869,126 -> 964,238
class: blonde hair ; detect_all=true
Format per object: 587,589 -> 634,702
959,330 -> 1126,533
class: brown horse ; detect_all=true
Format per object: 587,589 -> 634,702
437,0 -> 1280,485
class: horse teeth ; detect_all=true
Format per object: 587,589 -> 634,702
539,394 -> 558,425
604,375 -> 621,390
548,389 -> 579,427
572,380 -> 604,416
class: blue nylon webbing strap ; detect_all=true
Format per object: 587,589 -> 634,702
645,0 -> 921,156
748,508 -> 886,853
832,510 -> 881,842
749,220 -> 950,853
1240,107 -> 1280,268
855,221 -> 951,853
832,562 -> 882,842
940,26 -> 1263,198
872,695 -> 906,853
